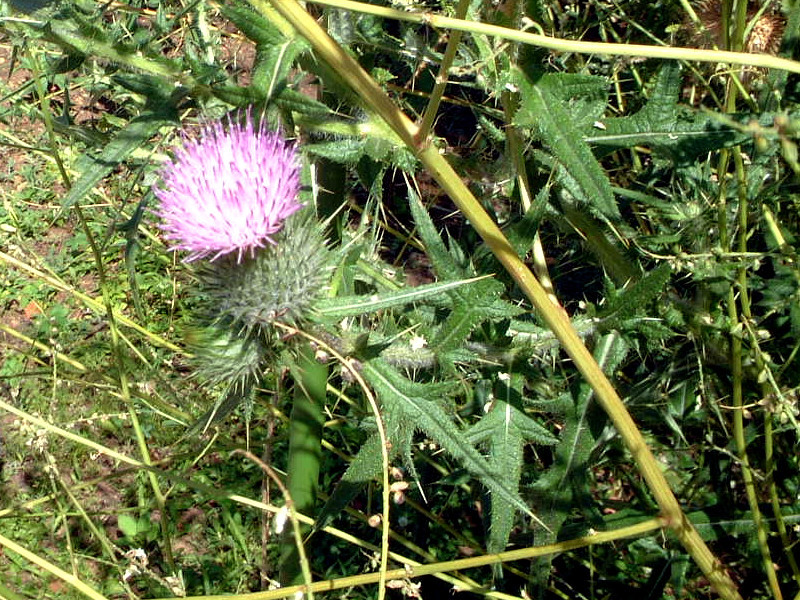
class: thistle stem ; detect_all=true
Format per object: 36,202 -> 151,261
279,343 -> 328,586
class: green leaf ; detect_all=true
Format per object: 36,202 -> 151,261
363,359 -> 532,517
304,138 -> 370,163
536,73 -> 609,130
466,373 -> 558,559
314,429 -> 407,533
219,3 -> 287,47
314,276 -> 489,319
219,3 -> 315,108
117,514 -> 151,538
62,111 -> 174,209
300,113 -> 410,165
528,333 -> 629,586
408,191 -> 524,360
587,63 -> 748,165
273,87 -> 332,116
431,287 -> 523,357
515,72 -> 619,218
117,514 -> 138,538
43,10 -> 181,80
599,262 -> 672,331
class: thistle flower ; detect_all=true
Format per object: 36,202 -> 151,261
154,112 -> 302,262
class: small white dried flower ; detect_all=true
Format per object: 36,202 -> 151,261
273,505 -> 289,535
409,335 -> 427,350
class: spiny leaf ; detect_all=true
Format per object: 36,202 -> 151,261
528,333 -> 629,586
218,3 -> 287,47
408,191 -> 524,359
304,138 -> 371,163
466,373 -> 558,560
515,72 -> 619,219
273,88 -> 331,116
314,362 -> 452,532
431,287 -> 523,356
252,40 -> 303,101
535,73 -> 609,130
362,359 -> 532,517
599,262 -> 672,331
314,424 -> 411,533
62,110 -> 174,209
587,63 -> 748,165
408,188 -> 465,278
314,276 -> 489,319
43,11 -> 181,79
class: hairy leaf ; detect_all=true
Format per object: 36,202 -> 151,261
62,110 -> 174,209
515,72 -> 619,218
528,333 -> 630,586
363,359 -> 532,516
408,191 -> 524,360
466,373 -> 557,560
598,262 -> 672,331
314,276 -> 488,319
317,359 -> 534,530
535,73 -> 609,130
587,63 -> 748,165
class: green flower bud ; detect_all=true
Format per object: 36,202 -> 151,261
197,209 -> 333,338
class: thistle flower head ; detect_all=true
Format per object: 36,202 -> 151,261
154,111 -> 302,262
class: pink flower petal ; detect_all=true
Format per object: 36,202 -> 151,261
153,111 -> 302,262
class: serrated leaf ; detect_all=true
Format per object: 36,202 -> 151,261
327,8 -> 358,45
273,88 -> 332,116
408,191 -> 523,357
599,262 -> 672,330
431,286 -> 523,355
515,73 -> 618,218
7,0 -> 57,14
466,373 -> 557,560
112,72 -> 175,100
363,359 -> 532,517
314,276 -> 489,319
408,188 -> 464,278
44,12 -> 180,79
528,333 -> 629,585
315,363 -> 451,532
304,138 -> 369,163
587,63 -> 748,165
536,73 -> 609,130
212,85 -> 267,107
314,426 -> 409,532
219,3 -> 287,47
62,111 -> 173,209
252,41 -> 302,100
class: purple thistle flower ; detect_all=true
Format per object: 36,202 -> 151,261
154,112 -> 302,262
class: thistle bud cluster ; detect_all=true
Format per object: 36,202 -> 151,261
154,110 -> 332,392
